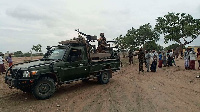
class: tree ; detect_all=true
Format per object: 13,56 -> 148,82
155,12 -> 200,46
30,44 -> 42,60
115,23 -> 160,51
136,23 -> 160,46
165,43 -> 180,51
14,51 -> 23,57
23,52 -> 31,57
155,12 -> 200,56
115,35 -> 128,50
143,41 -> 164,51
31,44 -> 42,52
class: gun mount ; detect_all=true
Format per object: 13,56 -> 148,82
75,29 -> 97,43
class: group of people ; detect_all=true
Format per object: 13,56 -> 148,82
128,48 -> 184,73
0,54 -> 13,75
129,47 -> 200,73
184,48 -> 200,70
139,49 -> 176,73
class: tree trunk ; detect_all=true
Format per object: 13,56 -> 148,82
172,44 -> 184,57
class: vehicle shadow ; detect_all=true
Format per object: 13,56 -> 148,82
0,79 -> 108,103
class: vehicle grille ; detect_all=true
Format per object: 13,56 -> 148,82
10,69 -> 23,78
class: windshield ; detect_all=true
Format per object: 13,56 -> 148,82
47,48 -> 65,60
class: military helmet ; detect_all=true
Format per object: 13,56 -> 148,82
100,33 -> 104,37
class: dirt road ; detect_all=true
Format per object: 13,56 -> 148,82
0,57 -> 200,112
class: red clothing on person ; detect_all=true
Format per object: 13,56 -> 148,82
0,64 -> 6,73
9,62 -> 13,67
189,60 -> 195,70
158,60 -> 163,68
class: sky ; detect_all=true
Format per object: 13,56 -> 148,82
0,0 -> 200,53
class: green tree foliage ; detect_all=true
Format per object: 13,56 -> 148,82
115,35 -> 128,50
155,12 -> 200,45
137,23 -> 160,45
165,43 -> 180,50
31,44 -> 42,52
143,41 -> 163,51
115,23 -> 160,51
14,51 -> 23,57
23,52 -> 31,57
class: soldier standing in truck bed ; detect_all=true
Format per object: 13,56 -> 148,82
97,33 -> 107,53
138,48 -> 145,73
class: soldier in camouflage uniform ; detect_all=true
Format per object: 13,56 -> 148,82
128,50 -> 133,65
97,33 -> 107,53
138,48 -> 145,73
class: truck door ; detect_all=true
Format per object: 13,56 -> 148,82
59,47 -> 89,81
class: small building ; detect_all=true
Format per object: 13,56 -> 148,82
187,46 -> 200,52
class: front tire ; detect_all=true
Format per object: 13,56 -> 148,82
32,77 -> 56,100
98,71 -> 111,84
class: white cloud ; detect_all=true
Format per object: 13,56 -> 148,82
0,0 -> 200,53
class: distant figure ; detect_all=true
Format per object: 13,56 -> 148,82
128,50 -> 133,65
6,54 -> 13,67
172,56 -> 176,66
197,48 -> 200,70
150,55 -> 157,72
158,52 -> 163,68
181,51 -> 183,58
138,48 -> 145,73
97,33 -> 107,53
189,48 -> 196,70
0,54 -> 6,75
167,50 -> 173,66
162,52 -> 167,67
184,48 -> 190,70
145,50 -> 151,72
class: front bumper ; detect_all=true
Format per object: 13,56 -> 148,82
5,76 -> 34,89
5,66 -> 34,89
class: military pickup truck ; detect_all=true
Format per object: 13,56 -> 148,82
5,31 -> 120,100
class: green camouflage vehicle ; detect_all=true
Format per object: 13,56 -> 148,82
5,30 -> 120,100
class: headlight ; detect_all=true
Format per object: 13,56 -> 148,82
23,71 -> 30,77
31,71 -> 37,75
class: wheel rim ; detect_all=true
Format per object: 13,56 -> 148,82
102,72 -> 109,82
38,83 -> 50,94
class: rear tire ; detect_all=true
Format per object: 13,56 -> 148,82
32,77 -> 56,100
98,71 -> 111,84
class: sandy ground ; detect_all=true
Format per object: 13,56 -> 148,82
0,57 -> 200,112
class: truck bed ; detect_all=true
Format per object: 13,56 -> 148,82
90,59 -> 120,73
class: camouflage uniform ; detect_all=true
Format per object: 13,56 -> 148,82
97,33 -> 107,53
128,50 -> 133,65
138,49 -> 145,72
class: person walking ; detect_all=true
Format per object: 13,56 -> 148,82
138,48 -> 145,73
162,52 -> 167,67
128,50 -> 133,65
0,54 -> 6,75
169,50 -> 173,66
189,48 -> 196,70
197,48 -> 200,70
150,54 -> 157,72
158,52 -> 163,68
172,55 -> 176,66
184,48 -> 190,70
167,50 -> 173,66
145,50 -> 151,72
6,54 -> 13,67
